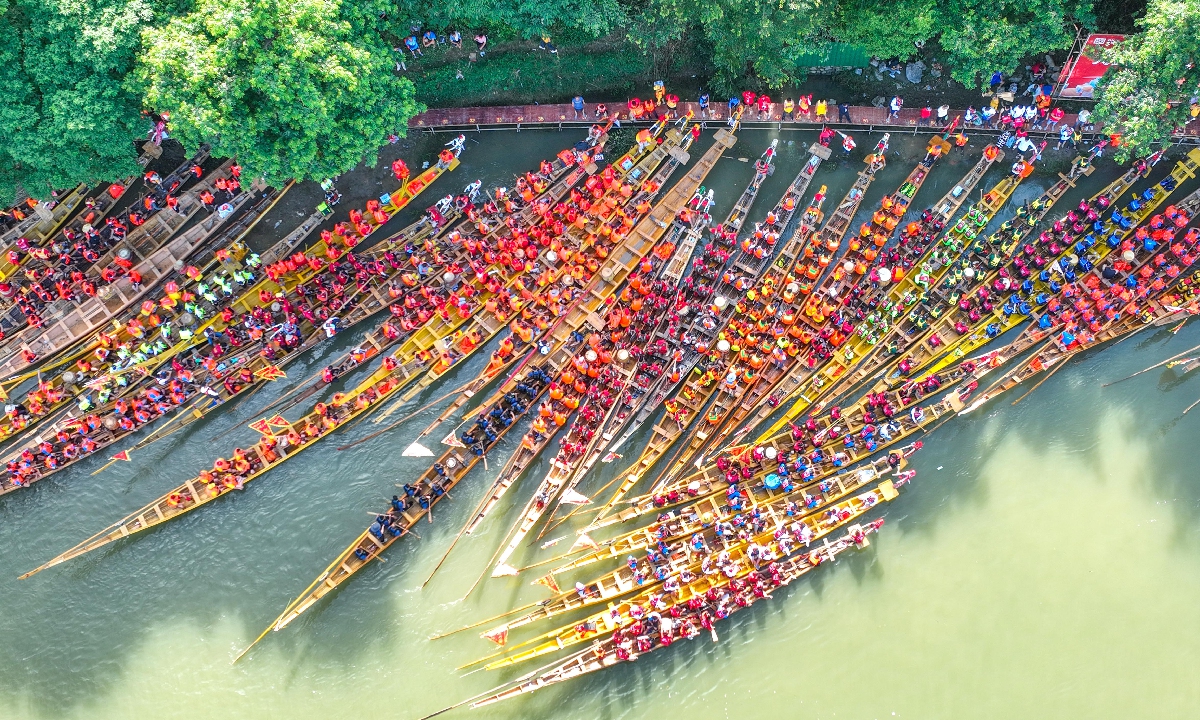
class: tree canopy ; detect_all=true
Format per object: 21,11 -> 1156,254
1,0 -> 1180,201
134,0 -> 421,188
1093,0 -> 1200,160
0,0 -> 150,204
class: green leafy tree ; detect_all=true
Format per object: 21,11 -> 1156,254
635,0 -> 828,93
0,0 -> 151,205
1093,0 -> 1200,160
936,0 -> 1092,87
833,0 -> 936,61
391,0 -> 628,39
133,0 -> 423,186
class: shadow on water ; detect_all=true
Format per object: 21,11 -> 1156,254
6,130 -> 1200,720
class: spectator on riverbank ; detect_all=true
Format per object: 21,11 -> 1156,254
887,96 -> 903,122
474,33 -> 487,56
815,98 -> 827,121
783,98 -> 794,121
421,30 -> 437,48
449,29 -> 461,48
595,103 -> 608,119
1056,124 -> 1074,151
572,96 -> 584,119
981,103 -> 996,128
838,102 -> 851,123
698,92 -> 710,118
758,94 -> 772,119
920,105 -> 932,126
1076,108 -> 1091,130
936,104 -> 949,125
404,34 -> 422,57
798,95 -> 811,119
539,34 -> 557,54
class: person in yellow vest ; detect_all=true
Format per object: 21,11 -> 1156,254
783,98 -> 795,121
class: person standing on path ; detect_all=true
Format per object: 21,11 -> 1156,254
404,34 -> 422,57
920,105 -> 932,126
783,98 -> 794,121
936,104 -> 950,126
699,92 -> 710,118
572,95 -> 585,119
815,98 -> 828,122
837,102 -> 851,123
887,96 -> 903,122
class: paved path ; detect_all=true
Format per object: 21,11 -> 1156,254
409,101 -> 1200,141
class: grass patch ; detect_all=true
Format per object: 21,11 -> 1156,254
408,47 -> 654,107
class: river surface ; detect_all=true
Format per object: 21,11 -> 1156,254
3,128 -> 1200,720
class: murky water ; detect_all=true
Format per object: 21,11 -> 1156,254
3,129 -> 1199,720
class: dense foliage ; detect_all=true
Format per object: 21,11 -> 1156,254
0,0 -> 151,203
1093,0 -> 1200,160
0,0 -> 1179,202
134,0 -> 421,188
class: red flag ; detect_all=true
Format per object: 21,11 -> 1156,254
481,626 -> 509,646
533,574 -> 561,594
266,414 -> 290,428
254,365 -> 286,381
248,418 -> 272,434
111,450 -> 131,462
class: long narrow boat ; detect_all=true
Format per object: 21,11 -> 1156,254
583,376 -> 952,533
0,183 -> 91,254
538,444 -> 914,578
461,192 -> 711,540
0,147 -> 192,283
729,144 -> 1015,443
0,186 -> 292,446
588,138 -> 885,527
480,451 -> 913,639
227,123 -> 735,648
688,133 -> 982,464
546,146 -> 834,528
466,521 -> 883,709
912,148 -> 1200,378
736,147 -> 1167,449
0,161 -> 251,379
15,133 -> 634,562
476,471 -> 911,671
961,196 -> 1200,412
424,126 -> 720,570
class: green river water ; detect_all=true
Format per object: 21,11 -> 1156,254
2,129 -> 1199,720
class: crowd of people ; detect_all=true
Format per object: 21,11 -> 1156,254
0,158 -> 240,348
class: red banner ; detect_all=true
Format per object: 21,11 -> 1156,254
1059,34 -> 1125,99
